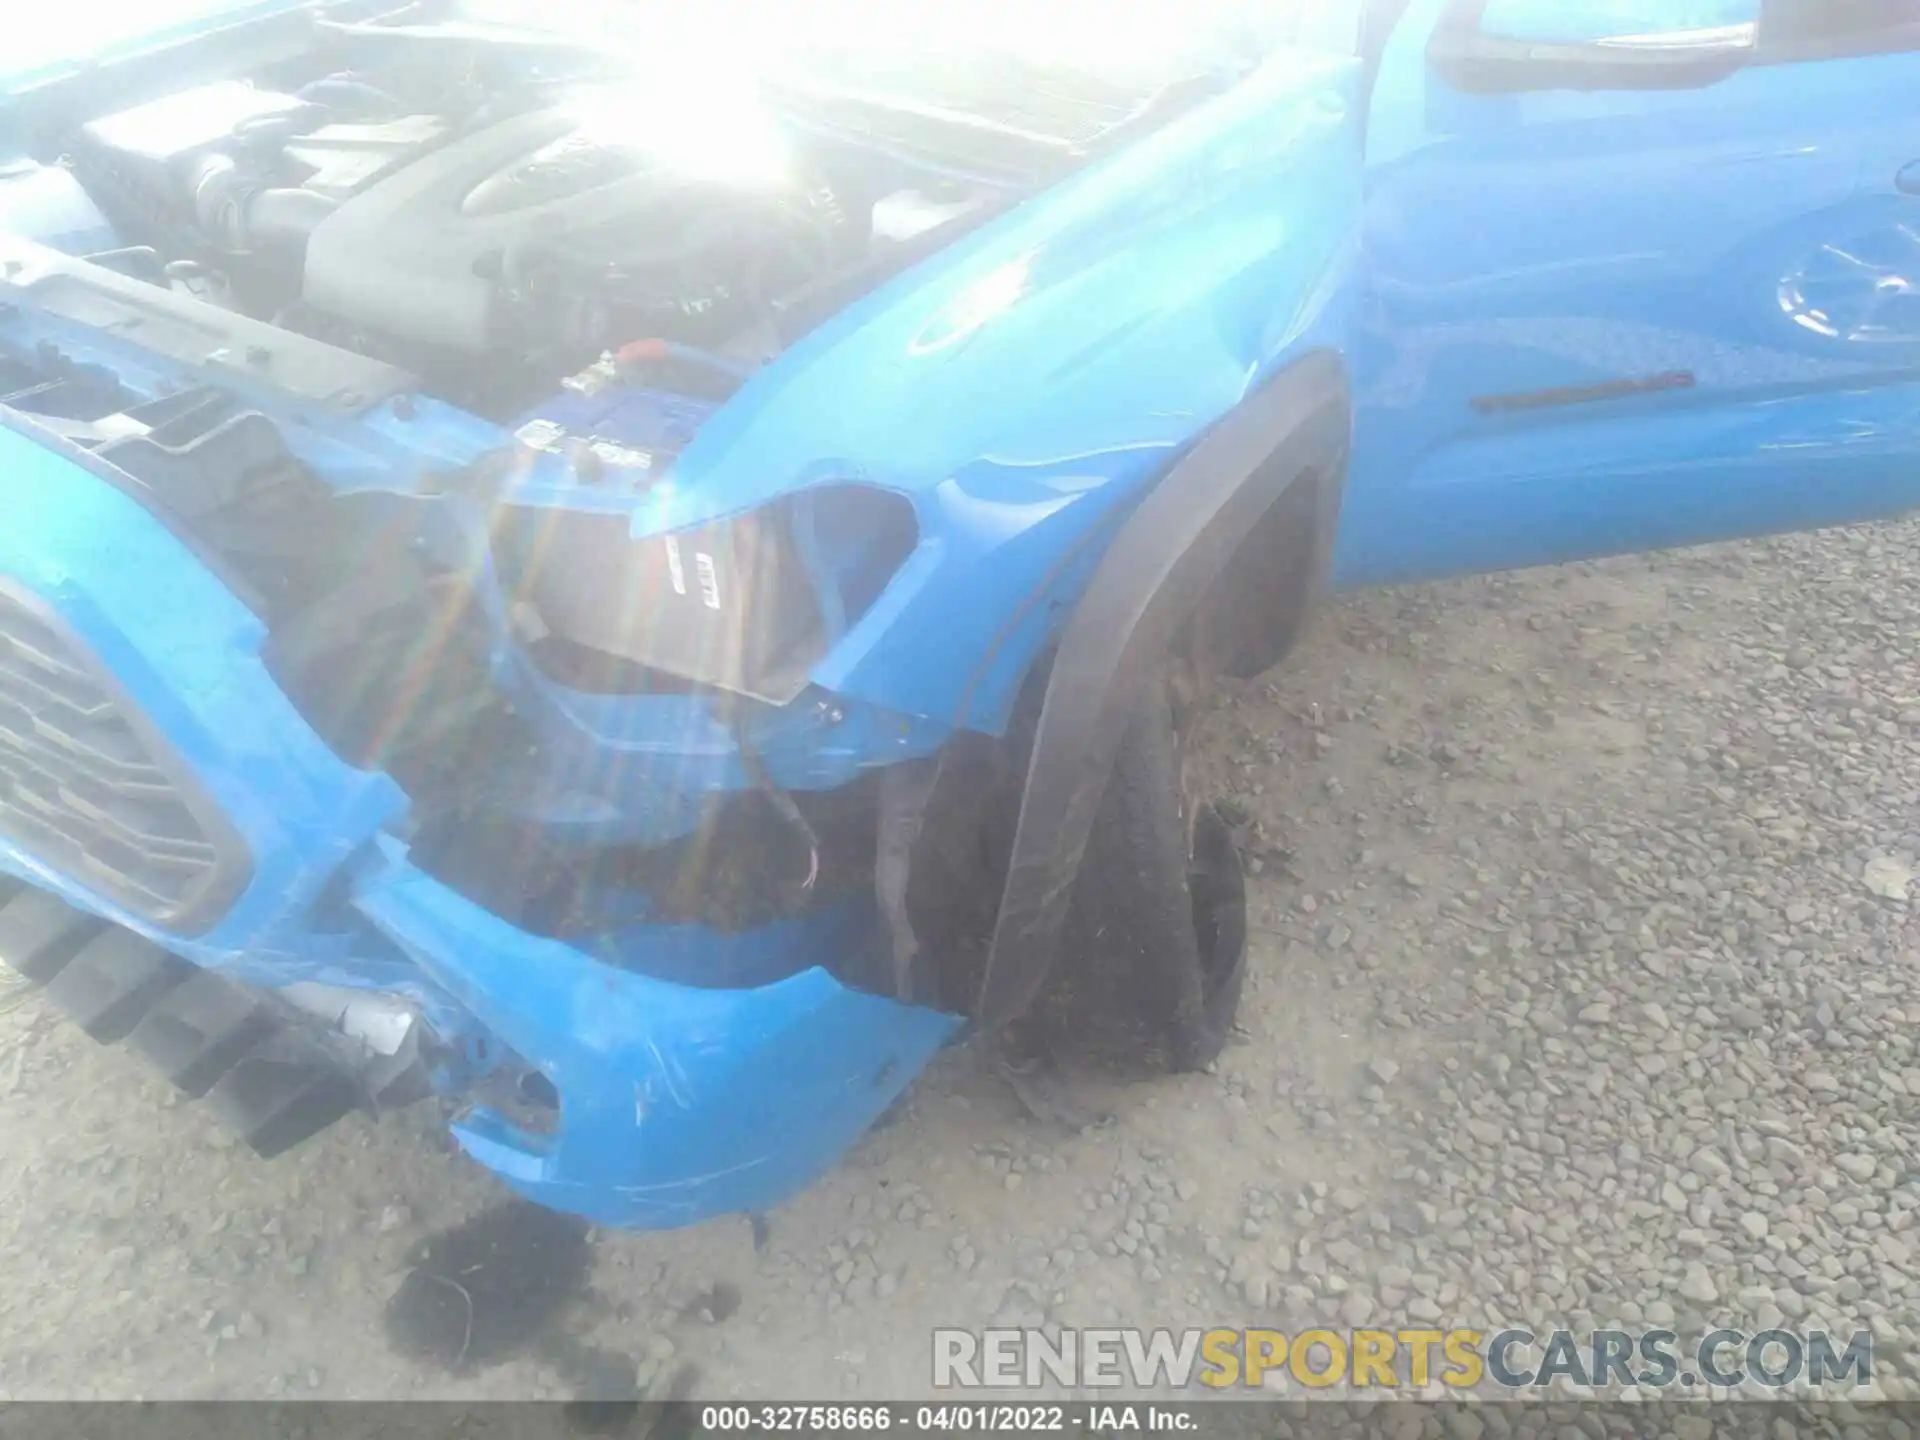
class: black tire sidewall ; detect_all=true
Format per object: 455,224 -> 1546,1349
1051,677 -> 1248,1071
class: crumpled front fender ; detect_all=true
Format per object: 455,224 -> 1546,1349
351,840 -> 961,1229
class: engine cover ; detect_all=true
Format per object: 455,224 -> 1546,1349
300,100 -> 820,354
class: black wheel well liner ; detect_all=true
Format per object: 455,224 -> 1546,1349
974,349 -> 1351,1027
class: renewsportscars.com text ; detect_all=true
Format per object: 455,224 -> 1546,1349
932,1327 -> 1873,1391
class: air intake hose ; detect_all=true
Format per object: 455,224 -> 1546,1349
190,153 -> 339,260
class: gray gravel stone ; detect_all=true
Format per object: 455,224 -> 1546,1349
1679,1263 -> 1719,1305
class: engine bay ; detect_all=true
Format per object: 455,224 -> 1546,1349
50,78 -> 975,415
5,0 -> 1200,421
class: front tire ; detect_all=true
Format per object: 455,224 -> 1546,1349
1052,674 -> 1247,1070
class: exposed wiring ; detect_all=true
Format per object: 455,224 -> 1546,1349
734,728 -> 820,891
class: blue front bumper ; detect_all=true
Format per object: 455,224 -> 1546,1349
0,408 -> 960,1230
354,842 -> 959,1229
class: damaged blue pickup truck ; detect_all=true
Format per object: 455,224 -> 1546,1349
1,0 -> 1916,1228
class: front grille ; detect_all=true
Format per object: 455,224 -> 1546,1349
0,583 -> 248,931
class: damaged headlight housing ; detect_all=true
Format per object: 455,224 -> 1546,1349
492,485 -> 918,703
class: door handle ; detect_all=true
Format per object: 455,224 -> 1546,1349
1899,161 -> 1920,196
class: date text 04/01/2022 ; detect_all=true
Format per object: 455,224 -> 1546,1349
696,1405 -> 1197,1433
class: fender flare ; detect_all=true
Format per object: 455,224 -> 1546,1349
974,350 -> 1351,1027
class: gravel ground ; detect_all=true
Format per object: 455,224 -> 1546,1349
1,519 -> 1916,1405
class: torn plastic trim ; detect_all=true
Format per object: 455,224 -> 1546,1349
349,837 -> 961,1230
977,350 -> 1351,1028
279,981 -> 419,1056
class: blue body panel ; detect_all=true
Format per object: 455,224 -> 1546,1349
2,0 -> 1919,1227
637,46 -> 1363,734
1477,0 -> 1759,43
1337,0 -> 1920,583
